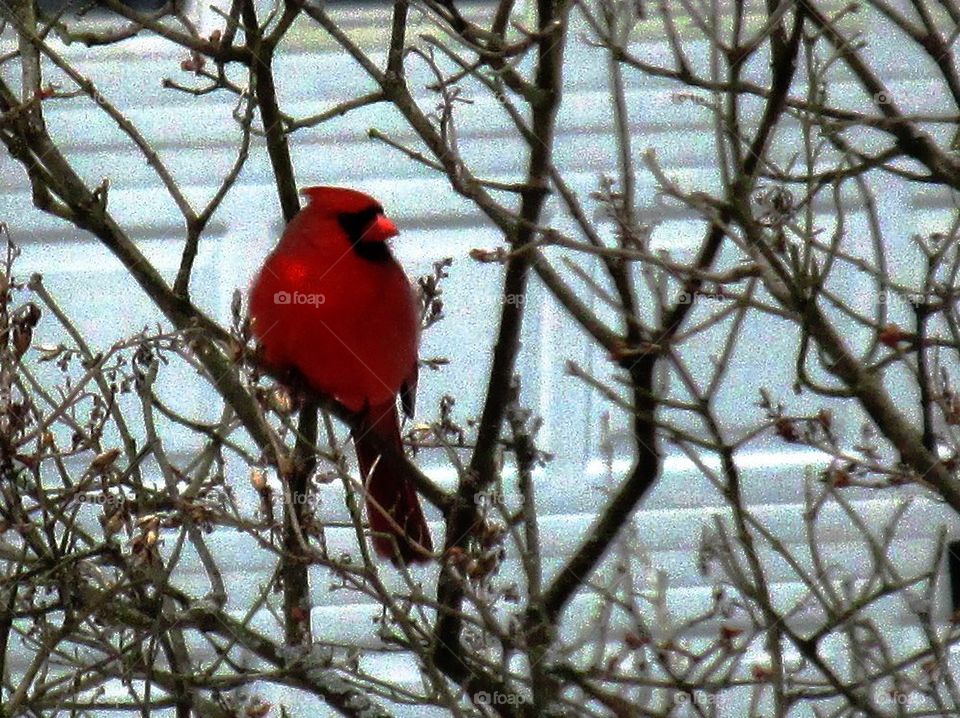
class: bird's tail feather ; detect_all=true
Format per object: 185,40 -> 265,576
352,402 -> 433,565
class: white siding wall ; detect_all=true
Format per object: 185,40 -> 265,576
0,3 -> 957,714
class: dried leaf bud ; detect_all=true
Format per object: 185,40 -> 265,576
20,303 -> 41,328
469,247 -> 506,263
879,323 -> 909,348
137,515 -> 160,530
720,625 -> 744,642
276,454 -> 295,481
245,701 -> 271,718
750,653 -> 773,681
230,289 -> 242,324
270,387 -> 293,415
104,512 -> 125,536
228,336 -> 244,363
445,546 -> 466,566
90,448 -> 121,473
479,521 -> 505,548
250,468 -> 268,492
12,326 -> 31,359
816,409 -> 832,429
775,417 -> 799,442
180,52 -> 206,73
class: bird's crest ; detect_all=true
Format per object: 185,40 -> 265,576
301,186 -> 382,215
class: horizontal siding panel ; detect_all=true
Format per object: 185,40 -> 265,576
0,6 -> 955,715
18,79 -> 923,156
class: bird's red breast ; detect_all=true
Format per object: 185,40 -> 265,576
248,187 -> 419,412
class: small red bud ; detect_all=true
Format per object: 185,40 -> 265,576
879,323 -> 909,348
775,417 -> 799,442
720,625 -> 744,642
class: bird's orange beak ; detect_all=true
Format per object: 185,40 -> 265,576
367,214 -> 399,242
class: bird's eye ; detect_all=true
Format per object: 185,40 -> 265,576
338,208 -> 380,244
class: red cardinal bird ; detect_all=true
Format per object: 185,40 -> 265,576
248,186 -> 432,564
